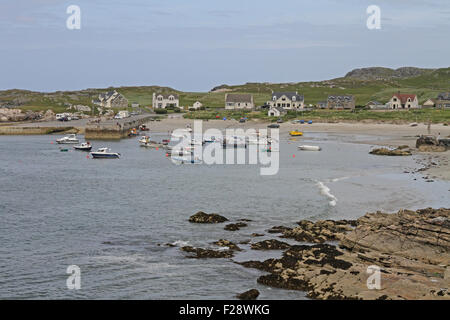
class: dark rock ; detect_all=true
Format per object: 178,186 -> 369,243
224,222 -> 247,231
189,211 -> 228,224
251,239 -> 291,250
181,246 -> 234,258
416,135 -> 438,148
236,289 -> 260,300
267,226 -> 292,234
251,233 -> 264,237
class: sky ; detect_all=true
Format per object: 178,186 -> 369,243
0,0 -> 449,92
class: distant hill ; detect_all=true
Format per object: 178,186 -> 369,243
344,67 -> 435,80
0,67 -> 449,111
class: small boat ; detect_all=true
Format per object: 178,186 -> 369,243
73,142 -> 92,151
289,130 -> 303,136
162,139 -> 170,145
298,145 -> 321,151
410,122 -> 418,127
56,134 -> 79,144
171,155 -> 202,164
129,128 -> 138,136
139,124 -> 149,131
60,148 -> 69,152
90,147 -> 120,159
203,136 -> 216,143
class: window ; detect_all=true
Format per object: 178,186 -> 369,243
273,96 -> 276,101
292,96 -> 296,101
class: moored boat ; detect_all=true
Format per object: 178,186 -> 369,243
56,134 -> 79,144
298,145 -> 321,151
90,147 -> 120,159
73,142 -> 92,151
289,130 -> 303,136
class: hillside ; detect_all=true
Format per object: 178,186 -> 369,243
0,67 -> 449,111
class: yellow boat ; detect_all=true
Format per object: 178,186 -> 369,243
289,130 -> 303,136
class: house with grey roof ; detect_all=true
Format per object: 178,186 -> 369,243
327,95 -> 355,110
92,90 -> 128,109
436,92 -> 450,109
152,93 -> 179,109
267,92 -> 304,110
268,106 -> 287,117
225,94 -> 254,109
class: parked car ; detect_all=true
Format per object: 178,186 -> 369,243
276,119 -> 283,123
268,123 -> 280,128
239,118 -> 246,123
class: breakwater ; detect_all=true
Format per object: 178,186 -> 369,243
85,115 -> 154,140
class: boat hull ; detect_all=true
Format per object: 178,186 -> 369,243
90,153 -> 120,159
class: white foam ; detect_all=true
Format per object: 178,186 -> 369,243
330,176 -> 349,182
171,240 -> 189,247
316,181 -> 338,206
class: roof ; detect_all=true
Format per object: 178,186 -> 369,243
225,94 -> 253,103
272,92 -> 304,101
270,106 -> 286,113
437,92 -> 450,100
328,95 -> 354,102
155,93 -> 179,99
366,100 -> 383,106
392,93 -> 417,104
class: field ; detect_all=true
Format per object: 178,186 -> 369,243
0,67 -> 449,122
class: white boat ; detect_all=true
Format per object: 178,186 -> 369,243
90,147 -> 120,159
73,142 -> 92,151
56,134 -> 79,144
298,145 -> 321,151
170,155 -> 202,164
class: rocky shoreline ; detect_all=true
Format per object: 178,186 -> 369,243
183,209 -> 449,300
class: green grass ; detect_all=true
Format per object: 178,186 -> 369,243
184,108 -> 450,124
1,67 -> 449,122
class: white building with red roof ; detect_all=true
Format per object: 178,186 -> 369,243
387,93 -> 419,109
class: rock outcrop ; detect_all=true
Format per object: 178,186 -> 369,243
236,289 -> 260,300
224,222 -> 248,231
251,239 -> 291,250
369,147 -> 412,156
280,219 -> 356,243
188,211 -> 228,224
240,208 -> 449,300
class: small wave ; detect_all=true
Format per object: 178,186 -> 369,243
171,240 -> 189,247
330,176 -> 349,183
316,181 -> 337,206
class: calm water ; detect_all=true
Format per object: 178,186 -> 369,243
0,132 -> 449,299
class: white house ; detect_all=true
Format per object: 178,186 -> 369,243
152,93 -> 179,109
268,106 -> 287,117
190,101 -> 203,110
92,90 -> 128,109
225,94 -> 254,109
387,93 -> 419,109
267,92 -> 304,110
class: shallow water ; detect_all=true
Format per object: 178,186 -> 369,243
0,133 -> 448,299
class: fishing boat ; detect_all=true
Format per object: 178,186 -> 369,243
56,134 -> 79,144
289,130 -> 303,136
90,147 -> 120,159
298,145 -> 321,151
73,142 -> 92,151
139,124 -> 149,131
